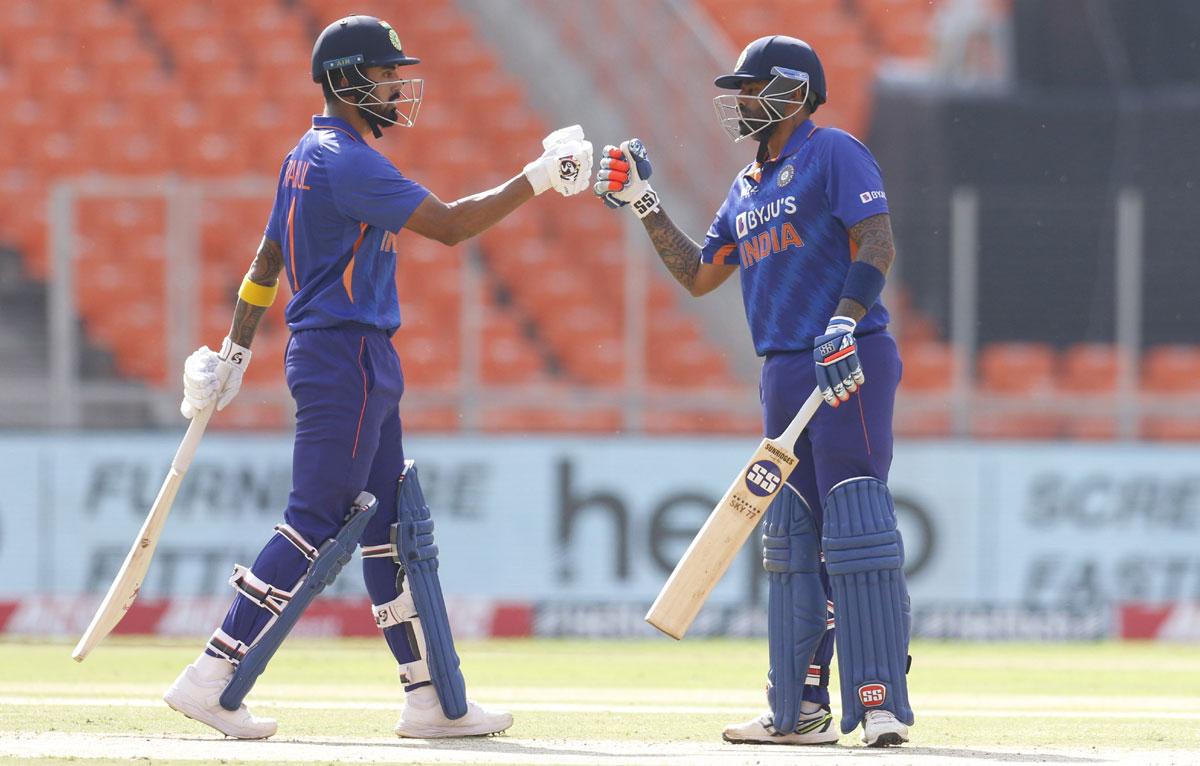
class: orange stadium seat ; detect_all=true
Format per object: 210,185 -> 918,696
1059,344 -> 1121,440
1141,345 -> 1200,393
1140,345 -> 1200,441
481,312 -> 547,385
900,342 -> 954,393
643,410 -> 761,435
481,406 -> 622,434
977,342 -> 1056,394
973,343 -> 1060,438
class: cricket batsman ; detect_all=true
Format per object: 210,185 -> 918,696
162,15 -> 593,739
595,36 -> 913,746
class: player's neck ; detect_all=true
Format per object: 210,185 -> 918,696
761,111 -> 811,162
324,101 -> 373,139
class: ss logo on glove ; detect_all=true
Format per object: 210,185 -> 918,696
558,157 -> 580,182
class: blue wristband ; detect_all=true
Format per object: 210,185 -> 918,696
840,260 -> 886,311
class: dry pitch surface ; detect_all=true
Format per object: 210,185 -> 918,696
1,637 -> 1197,765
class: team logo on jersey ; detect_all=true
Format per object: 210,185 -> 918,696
858,683 -> 887,707
778,164 -> 795,187
380,21 -> 403,52
744,460 -> 782,497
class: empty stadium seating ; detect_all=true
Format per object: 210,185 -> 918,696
0,0 -> 746,434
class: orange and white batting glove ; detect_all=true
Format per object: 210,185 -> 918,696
593,138 -> 660,218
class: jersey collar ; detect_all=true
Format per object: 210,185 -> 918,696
312,115 -> 365,144
747,119 -> 817,178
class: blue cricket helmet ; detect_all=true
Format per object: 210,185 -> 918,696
311,15 -> 420,83
714,35 -> 827,107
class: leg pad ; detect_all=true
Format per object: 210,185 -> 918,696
823,477 -> 913,733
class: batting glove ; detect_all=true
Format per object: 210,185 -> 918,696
593,138 -> 660,218
180,337 -> 251,418
523,124 -> 593,197
813,317 -> 865,407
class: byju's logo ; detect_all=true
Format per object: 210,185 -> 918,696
859,190 -> 886,204
744,460 -> 782,497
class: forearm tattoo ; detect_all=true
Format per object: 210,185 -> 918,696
642,207 -> 701,291
228,238 -> 283,347
835,214 -> 896,320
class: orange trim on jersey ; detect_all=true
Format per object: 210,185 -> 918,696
713,243 -> 737,265
285,197 -> 298,291
849,235 -> 860,262
343,223 -> 367,303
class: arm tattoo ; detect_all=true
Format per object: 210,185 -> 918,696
641,207 -> 702,291
848,213 -> 895,276
247,237 -> 283,284
835,214 -> 896,320
228,238 -> 283,347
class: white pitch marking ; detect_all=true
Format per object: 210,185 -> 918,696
0,732 -> 1195,766
3,695 -> 1200,720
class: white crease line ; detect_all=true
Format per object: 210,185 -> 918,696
3,696 -> 1200,720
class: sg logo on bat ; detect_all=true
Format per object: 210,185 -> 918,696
744,460 -> 782,497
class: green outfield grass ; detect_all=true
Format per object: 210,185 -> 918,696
0,636 -> 1198,762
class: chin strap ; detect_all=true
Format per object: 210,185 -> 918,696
360,109 -> 385,139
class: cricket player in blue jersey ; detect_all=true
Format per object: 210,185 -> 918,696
162,15 -> 592,739
596,36 -> 913,747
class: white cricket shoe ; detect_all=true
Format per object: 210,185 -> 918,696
394,687 -> 512,738
163,654 -> 277,740
722,709 -> 839,745
862,709 -> 909,747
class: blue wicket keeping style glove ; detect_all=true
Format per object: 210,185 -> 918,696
814,316 -> 865,407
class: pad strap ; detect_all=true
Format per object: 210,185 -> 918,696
207,628 -> 249,665
372,592 -> 432,687
229,565 -> 295,617
274,523 -> 318,562
361,543 -> 396,559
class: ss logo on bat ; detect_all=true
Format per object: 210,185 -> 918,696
744,460 -> 782,497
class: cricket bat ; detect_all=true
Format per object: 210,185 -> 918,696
72,405 -> 214,661
645,387 -> 825,639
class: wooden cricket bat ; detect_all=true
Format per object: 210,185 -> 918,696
72,405 -> 214,661
645,387 -> 824,639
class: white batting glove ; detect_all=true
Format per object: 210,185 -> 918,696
180,337 -> 251,418
523,124 -> 593,197
593,138 -> 660,218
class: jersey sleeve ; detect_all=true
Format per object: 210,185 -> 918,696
824,131 -> 890,230
263,154 -> 291,244
330,150 -> 431,231
699,194 -> 740,266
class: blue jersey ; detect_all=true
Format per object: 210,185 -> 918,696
700,120 -> 891,355
265,116 -> 430,334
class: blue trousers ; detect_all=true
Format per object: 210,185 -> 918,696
760,331 -> 902,705
211,325 -> 416,665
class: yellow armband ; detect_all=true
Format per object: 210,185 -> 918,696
238,277 -> 278,307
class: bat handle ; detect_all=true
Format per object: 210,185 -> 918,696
173,405 -> 214,474
777,387 -> 824,448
